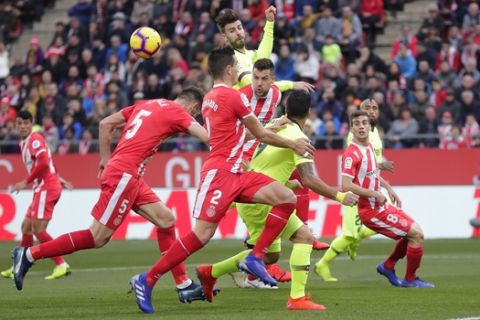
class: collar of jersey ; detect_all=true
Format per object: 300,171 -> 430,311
213,83 -> 229,88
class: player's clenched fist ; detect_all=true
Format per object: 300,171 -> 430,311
265,6 -> 276,21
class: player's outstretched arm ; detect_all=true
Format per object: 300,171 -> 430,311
187,122 -> 209,145
297,162 -> 358,206
242,115 -> 314,157
11,151 -> 50,193
98,112 -> 126,176
275,81 -> 315,93
255,6 -> 276,61
342,175 -> 386,205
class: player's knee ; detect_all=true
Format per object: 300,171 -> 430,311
291,225 -> 314,244
93,235 -> 111,248
407,223 -> 424,246
264,252 -> 280,264
272,187 -> 297,206
157,213 -> 176,229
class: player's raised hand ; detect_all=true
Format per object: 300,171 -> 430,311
380,160 -> 395,172
342,192 -> 359,207
265,6 -> 276,21
292,81 -> 315,92
292,138 -> 315,158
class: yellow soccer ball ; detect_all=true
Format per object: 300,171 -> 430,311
129,27 -> 162,59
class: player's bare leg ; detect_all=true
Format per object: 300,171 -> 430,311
136,202 -> 219,303
239,181 -> 296,286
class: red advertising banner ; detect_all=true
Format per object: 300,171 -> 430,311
1,149 -> 479,189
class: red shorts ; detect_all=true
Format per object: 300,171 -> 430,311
26,188 -> 61,221
193,169 -> 275,223
360,205 -> 414,240
91,169 -> 160,230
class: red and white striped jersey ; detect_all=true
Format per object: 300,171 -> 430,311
201,84 -> 253,173
341,142 -> 384,212
20,132 -> 59,192
239,84 -> 282,162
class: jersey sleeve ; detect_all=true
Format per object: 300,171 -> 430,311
274,81 -> 294,92
341,148 -> 359,179
173,108 -> 196,132
121,105 -> 136,120
28,134 -> 48,159
234,92 -> 254,119
254,20 -> 274,61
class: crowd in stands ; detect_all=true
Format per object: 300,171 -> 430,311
1,0 -> 480,154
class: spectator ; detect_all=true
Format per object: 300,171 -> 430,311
409,89 -> 430,122
440,125 -> 468,149
0,96 -> 16,127
419,106 -> 439,148
167,47 -> 189,78
41,114 -> 60,152
191,12 -> 216,43
274,44 -> 295,80
429,77 -> 446,109
358,46 -> 388,75
68,0 -> 95,27
391,25 -> 418,60
79,128 -> 98,154
294,45 -> 319,83
455,57 -> 480,88
417,4 -> 444,42
338,6 -> 362,63
463,114 -> 480,147
359,0 -> 384,45
438,60 -> 456,88
106,35 -> 129,64
386,107 -> 419,148
317,88 -> 343,120
435,42 -> 460,72
462,2 -> 480,35
439,88 -> 462,121
321,35 -> 342,66
131,0 -> 154,25
459,90 -> 480,124
438,110 -> 455,142
174,11 -> 194,39
59,112 -> 83,141
314,7 -> 341,45
447,25 -> 463,50
0,42 -> 9,86
316,120 -> 343,149
394,42 -> 417,79
104,54 -> 126,83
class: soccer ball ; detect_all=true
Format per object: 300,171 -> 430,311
129,27 -> 162,59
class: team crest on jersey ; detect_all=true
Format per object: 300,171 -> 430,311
113,216 -> 122,227
344,157 -> 353,169
206,205 -> 216,218
399,219 -> 408,227
32,140 -> 41,149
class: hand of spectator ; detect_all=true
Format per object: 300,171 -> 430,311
265,6 -> 276,22
293,81 -> 315,92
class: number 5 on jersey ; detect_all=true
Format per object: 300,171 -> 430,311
125,110 -> 152,139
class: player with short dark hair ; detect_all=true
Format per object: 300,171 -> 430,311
195,90 -> 358,310
128,46 -> 315,314
1,111 -> 72,281
12,87 -> 218,303
340,110 -> 434,288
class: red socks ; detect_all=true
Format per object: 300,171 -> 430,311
146,231 -> 203,286
384,238 -> 408,270
36,231 -> 66,266
20,234 -> 33,247
294,192 -> 310,223
405,246 -> 423,281
251,202 -> 295,259
156,226 -> 189,285
30,229 -> 95,260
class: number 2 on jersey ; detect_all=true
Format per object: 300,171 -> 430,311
125,110 -> 152,139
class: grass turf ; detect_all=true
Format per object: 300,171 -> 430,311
0,239 -> 479,320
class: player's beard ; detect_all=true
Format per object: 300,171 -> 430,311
232,38 -> 245,50
370,117 -> 377,130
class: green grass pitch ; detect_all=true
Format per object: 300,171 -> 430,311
1,239 -> 479,320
